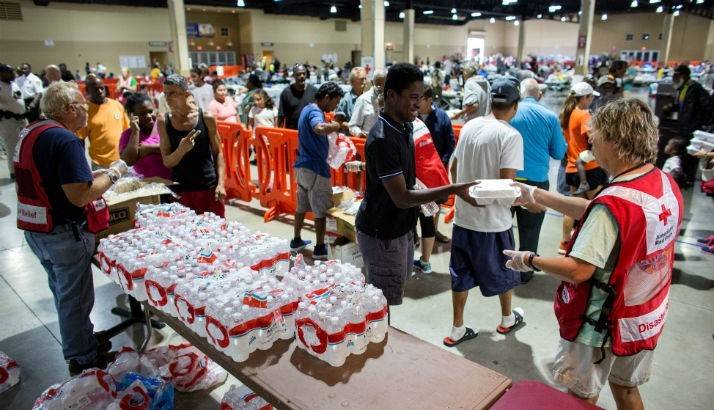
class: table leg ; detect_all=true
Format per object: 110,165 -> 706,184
139,307 -> 152,353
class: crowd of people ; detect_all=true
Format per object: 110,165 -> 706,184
1,52 -> 711,410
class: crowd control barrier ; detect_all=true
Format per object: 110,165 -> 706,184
217,122 -> 255,202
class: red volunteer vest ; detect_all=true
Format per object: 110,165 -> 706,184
412,118 -> 450,188
555,167 -> 683,356
15,120 -> 109,233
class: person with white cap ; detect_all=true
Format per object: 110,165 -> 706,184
558,82 -> 608,254
592,75 -> 619,112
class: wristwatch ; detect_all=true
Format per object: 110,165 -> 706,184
527,253 -> 541,272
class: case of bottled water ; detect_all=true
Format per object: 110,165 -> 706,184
221,384 -> 273,410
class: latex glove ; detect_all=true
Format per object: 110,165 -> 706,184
503,249 -> 535,272
109,159 -> 129,177
511,181 -> 536,206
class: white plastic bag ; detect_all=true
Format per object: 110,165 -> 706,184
32,369 -> 117,410
0,351 -> 20,394
221,384 -> 274,410
106,346 -> 159,381
327,133 -> 357,170
145,343 -> 227,392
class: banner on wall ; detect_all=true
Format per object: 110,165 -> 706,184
186,23 -> 199,38
198,24 -> 215,37
119,55 -> 147,69
361,56 -> 374,76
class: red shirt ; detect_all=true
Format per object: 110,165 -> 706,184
412,118 -> 449,188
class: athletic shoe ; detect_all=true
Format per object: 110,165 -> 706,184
290,238 -> 312,252
413,259 -> 433,274
313,244 -> 328,260
68,351 -> 117,377
558,240 -> 569,255
94,331 -> 112,354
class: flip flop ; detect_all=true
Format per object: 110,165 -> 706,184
496,309 -> 525,335
443,327 -> 478,347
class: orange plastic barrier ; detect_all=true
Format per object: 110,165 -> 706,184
216,121 -> 255,202
253,126 -> 301,222
208,65 -> 244,78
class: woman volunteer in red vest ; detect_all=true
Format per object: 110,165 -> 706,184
504,98 -> 683,409
15,81 -> 128,375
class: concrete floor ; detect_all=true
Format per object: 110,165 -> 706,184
1,90 -> 713,409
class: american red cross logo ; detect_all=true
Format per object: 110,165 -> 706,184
658,204 -> 672,226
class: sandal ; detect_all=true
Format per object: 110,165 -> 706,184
496,309 -> 525,334
443,327 -> 478,347
435,231 -> 451,243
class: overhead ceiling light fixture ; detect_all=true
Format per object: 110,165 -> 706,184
560,16 -> 567,21
630,0 -> 638,7
384,1 -> 389,6
423,10 -> 434,15
451,8 -> 457,14
490,17 -> 496,23
649,0 -> 661,3
549,5 -> 562,13
675,5 -> 683,9
673,10 -> 681,16
236,0 -> 245,6
399,11 -> 405,18
697,0 -> 705,4
502,0 -> 518,5
656,5 -> 663,12
452,14 -> 458,20
601,13 -> 608,20
537,14 -> 543,18
505,15 -> 516,20
514,20 -> 520,26
330,5 -> 336,13
471,12 -> 482,17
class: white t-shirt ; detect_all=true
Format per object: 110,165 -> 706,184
662,156 -> 682,174
190,83 -> 214,111
249,106 -> 277,127
453,115 -> 524,232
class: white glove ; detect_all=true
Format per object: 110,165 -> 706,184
511,181 -> 536,206
503,250 -> 535,272
109,159 -> 129,177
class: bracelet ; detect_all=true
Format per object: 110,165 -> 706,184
528,253 -> 541,272
106,168 -> 120,184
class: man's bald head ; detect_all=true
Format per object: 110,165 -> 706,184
45,64 -> 61,83
520,78 -> 541,99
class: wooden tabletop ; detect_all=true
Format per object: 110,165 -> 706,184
149,307 -> 511,410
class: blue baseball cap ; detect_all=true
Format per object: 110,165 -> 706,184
490,79 -> 520,104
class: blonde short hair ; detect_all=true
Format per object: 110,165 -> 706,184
590,98 -> 658,165
41,81 -> 80,120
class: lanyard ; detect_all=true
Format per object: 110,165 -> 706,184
608,163 -> 647,185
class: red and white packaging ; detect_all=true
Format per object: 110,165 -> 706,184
32,369 -> 117,410
144,343 -> 227,393
327,133 -> 357,170
221,384 -> 273,410
0,351 -> 20,394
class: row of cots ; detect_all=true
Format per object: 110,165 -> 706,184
96,203 -> 389,367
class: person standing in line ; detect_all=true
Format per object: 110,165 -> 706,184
119,93 -> 171,179
418,87 -> 456,243
17,81 -> 128,375
455,64 -> 490,123
509,79 -> 567,283
158,75 -> 226,216
248,89 -> 277,129
560,82 -> 607,253
79,75 -> 129,169
239,74 -> 262,124
290,82 -> 344,259
59,63 -> 75,82
356,63 -> 477,308
278,65 -> 318,129
504,98 -> 682,410
189,67 -> 214,111
444,80 -> 526,347
335,67 -> 367,129
207,80 -> 238,123
348,69 -> 386,137
44,65 -> 62,86
15,63 -> 44,122
0,64 -> 27,179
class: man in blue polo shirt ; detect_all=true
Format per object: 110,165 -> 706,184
291,82 -> 344,260
509,78 -> 566,283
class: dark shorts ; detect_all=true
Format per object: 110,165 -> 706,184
565,167 -> 608,190
357,230 -> 414,306
178,188 -> 225,217
449,225 -> 520,296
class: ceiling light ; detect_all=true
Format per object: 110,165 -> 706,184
490,17 -> 496,23
649,0 -> 660,3
330,5 -> 336,13
656,5 -> 663,12
451,8 -> 457,14
471,12 -> 482,17
423,10 -> 434,15
502,0 -> 518,5
630,0 -> 638,7
601,13 -> 607,20
675,5 -> 683,9
505,15 -> 516,20
399,11 -> 405,18
673,10 -> 681,16
549,5 -> 562,13
578,11 -> 582,15
561,16 -> 567,21
514,20 -> 520,26
452,14 -> 458,20
236,0 -> 245,6
384,1 -> 389,6
697,0 -> 705,4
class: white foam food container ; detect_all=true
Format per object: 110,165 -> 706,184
468,179 -> 521,206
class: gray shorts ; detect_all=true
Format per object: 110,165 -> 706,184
553,339 -> 654,399
295,167 -> 332,218
357,230 -> 414,306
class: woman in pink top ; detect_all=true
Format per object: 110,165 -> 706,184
207,80 -> 238,123
119,93 -> 172,179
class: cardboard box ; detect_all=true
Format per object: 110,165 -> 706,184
326,207 -> 357,243
96,178 -> 174,238
331,187 -> 355,208
328,237 -> 363,268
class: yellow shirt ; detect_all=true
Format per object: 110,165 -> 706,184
150,67 -> 162,80
79,98 -> 129,167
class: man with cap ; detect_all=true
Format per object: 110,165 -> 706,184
592,75 -> 619,112
443,79 -> 526,347
665,64 -> 712,183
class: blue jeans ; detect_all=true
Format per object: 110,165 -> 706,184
25,225 -> 98,364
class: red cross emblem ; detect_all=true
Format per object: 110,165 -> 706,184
658,204 -> 672,226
